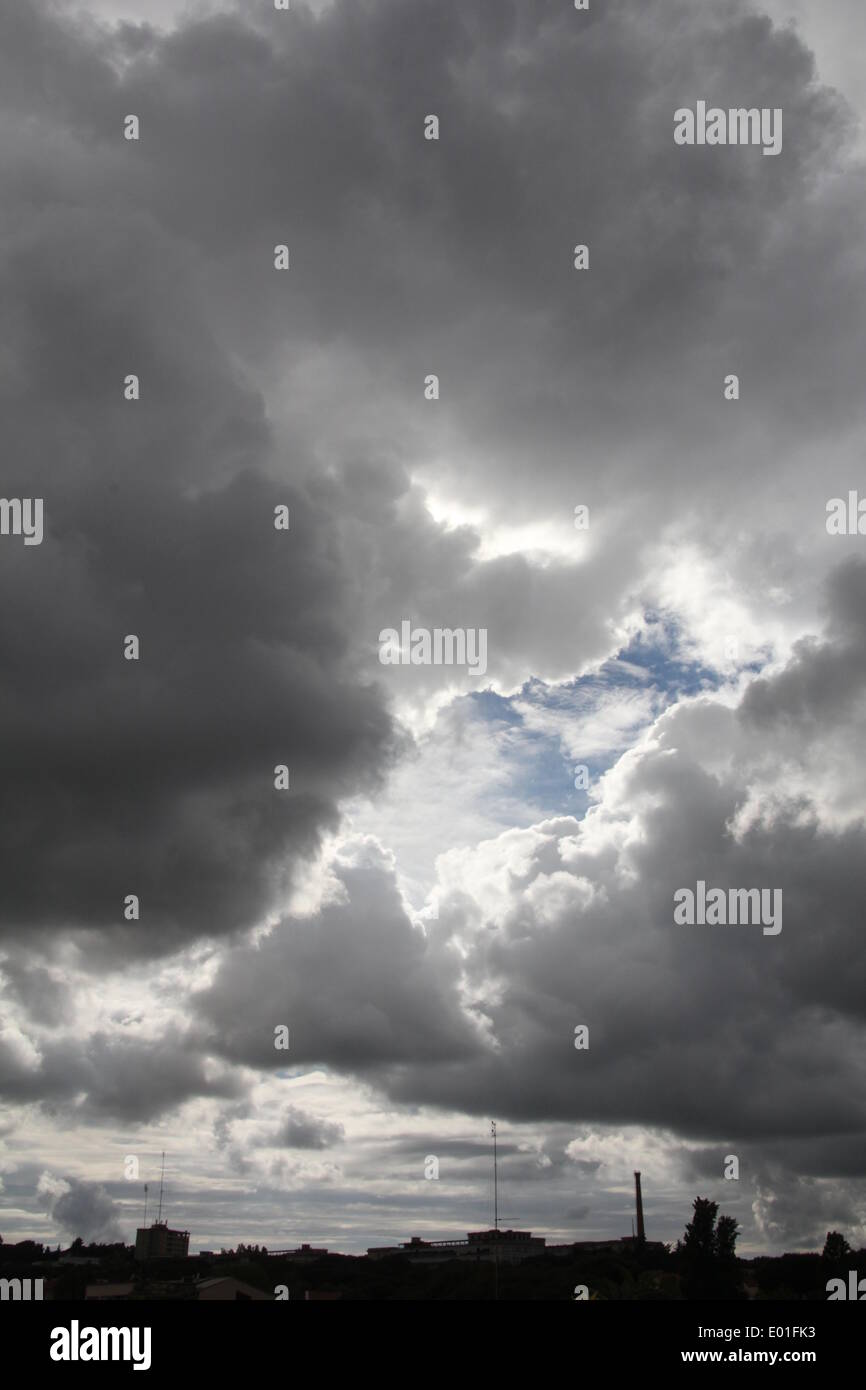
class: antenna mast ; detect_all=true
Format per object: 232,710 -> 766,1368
143,1183 -> 149,1227
157,1152 -> 165,1225
491,1121 -> 499,1232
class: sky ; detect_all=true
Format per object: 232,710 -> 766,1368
1,0 -> 865,1260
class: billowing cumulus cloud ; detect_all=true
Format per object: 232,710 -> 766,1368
189,563 -> 866,1244
211,592 -> 866,1145
197,837 -> 479,1069
38,1173 -> 124,1244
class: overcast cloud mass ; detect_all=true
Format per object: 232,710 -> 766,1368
0,0 -> 865,1259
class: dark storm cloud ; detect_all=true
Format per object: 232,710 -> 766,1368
26,0 -> 857,530
762,1134 -> 866,1181
0,0 -> 859,954
20,0 -> 849,718
0,9 -> 404,953
0,1028 -> 243,1121
7,0 -> 857,562
682,1132 -> 866,1197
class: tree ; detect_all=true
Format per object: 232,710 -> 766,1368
677,1197 -> 744,1300
822,1232 -> 852,1263
680,1197 -> 718,1261
716,1214 -> 739,1263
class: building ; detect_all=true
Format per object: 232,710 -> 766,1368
367,1228 -> 546,1265
134,1221 -> 190,1261
268,1243 -> 329,1261
465,1230 -> 546,1263
549,1237 -> 667,1257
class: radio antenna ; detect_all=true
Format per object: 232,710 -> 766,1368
157,1152 -> 165,1224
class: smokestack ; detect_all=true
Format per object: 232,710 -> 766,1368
634,1171 -> 646,1242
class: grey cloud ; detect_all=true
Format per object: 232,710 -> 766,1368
0,73 -> 402,954
191,562 -> 866,1246
196,839 -> 479,1069
740,559 -> 866,730
0,1028 -> 244,1122
31,0 -> 856,522
3,0 -> 857,674
752,1167 -> 863,1249
0,0 -> 858,967
0,959 -> 74,1026
1,0 -> 865,1255
383,1136 -> 520,1161
264,1106 -> 345,1150
42,1176 -> 125,1244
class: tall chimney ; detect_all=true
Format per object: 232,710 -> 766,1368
634,1171 -> 646,1242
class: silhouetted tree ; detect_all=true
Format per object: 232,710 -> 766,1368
822,1231 -> 852,1266
716,1214 -> 739,1262
680,1197 -> 717,1261
677,1198 -> 743,1300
